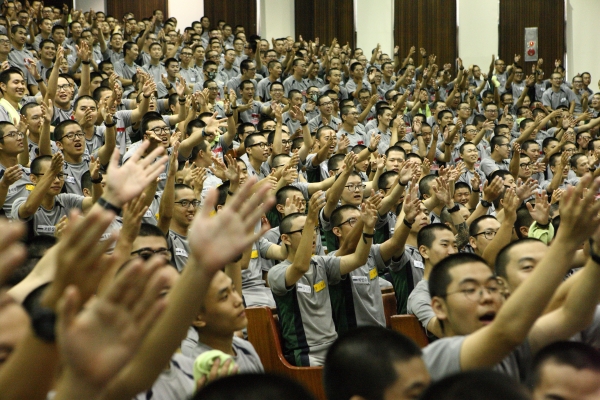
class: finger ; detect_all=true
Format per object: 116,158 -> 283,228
56,285 -> 81,333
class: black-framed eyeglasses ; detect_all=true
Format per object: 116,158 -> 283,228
130,247 -> 172,260
175,199 -> 200,208
472,230 -> 498,240
248,142 -> 268,149
61,132 -> 84,141
283,226 -> 319,236
1,131 -> 24,139
345,183 -> 366,192
519,163 -> 532,169
148,127 -> 171,136
336,217 -> 358,228
33,172 -> 67,180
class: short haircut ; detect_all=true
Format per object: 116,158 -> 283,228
275,185 -> 304,207
514,205 -> 534,239
429,253 -> 489,298
495,238 -> 542,279
417,223 -> 453,249
459,141 -> 476,155
327,153 -> 345,172
244,132 -> 266,149
0,67 -> 23,86
418,174 -> 437,198
279,212 -> 304,235
490,135 -> 508,152
324,327 -> 422,400
454,181 -> 471,194
54,120 -> 79,141
385,145 -> 406,159
330,204 -> 359,228
468,215 -> 497,238
140,112 -> 165,135
420,369 -> 530,400
378,171 -> 398,190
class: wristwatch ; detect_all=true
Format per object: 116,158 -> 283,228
447,203 -> 460,213
480,199 -> 492,208
91,172 -> 103,184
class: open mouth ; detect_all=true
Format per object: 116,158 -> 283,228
479,311 -> 496,324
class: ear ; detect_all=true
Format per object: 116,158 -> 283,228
431,296 -> 449,321
280,233 -> 291,247
192,314 -> 207,329
82,188 -> 91,197
519,225 -> 529,238
30,173 -> 38,184
332,226 -> 342,238
418,244 -> 429,261
469,236 -> 477,250
275,203 -> 285,215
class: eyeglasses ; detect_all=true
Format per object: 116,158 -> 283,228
57,84 -> 71,91
206,87 -> 218,91
283,226 -> 319,236
473,230 -> 498,240
34,173 -> 67,180
319,101 -> 333,107
61,132 -> 84,141
0,39 -> 10,44
281,139 -> 292,146
130,247 -> 172,260
336,217 -> 358,228
249,142 -> 268,149
445,283 -> 501,302
175,199 -> 200,208
497,143 -> 510,148
485,109 -> 498,113
519,162 -> 532,169
181,52 -> 192,56
1,130 -> 24,139
148,127 -> 171,136
345,183 -> 366,192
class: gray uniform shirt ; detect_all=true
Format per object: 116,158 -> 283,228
11,193 -> 83,236
167,230 -> 189,272
0,164 -> 32,217
133,353 -> 195,400
407,279 -> 436,332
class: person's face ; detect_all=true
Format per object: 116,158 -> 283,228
111,34 -> 123,49
502,94 -> 513,106
127,44 -> 139,60
0,297 -> 29,367
74,99 -> 98,127
421,229 -> 458,266
385,150 -> 404,172
90,76 -> 103,94
290,92 -> 303,108
130,235 -> 170,261
201,17 -> 210,28
462,126 -> 477,142
224,50 -> 235,64
270,63 -> 282,79
341,175 -> 363,206
11,27 -> 26,45
574,155 -> 590,176
81,30 -> 93,47
352,64 -> 364,80
458,104 -> 472,118
173,187 -> 197,228
572,77 -> 583,90
378,109 -> 393,127
382,358 -> 430,400
502,241 -> 547,293
210,42 -> 222,53
495,138 -> 510,158
167,61 -> 179,77
495,59 -> 505,72
439,112 -> 453,128
328,70 -> 342,85
533,361 -> 600,400
524,144 -> 540,162
55,77 -> 73,105
581,73 -> 591,86
319,96 -> 333,116
17,12 -> 28,27
434,262 -> 503,336
146,120 -> 170,149
317,129 -> 337,156
40,19 -> 52,34
485,105 -> 498,120
270,84 -> 284,101
241,83 -> 254,100
24,105 -> 43,133
334,209 -> 360,240
343,107 -> 359,126
0,124 -> 24,155
282,215 -> 318,254
0,72 -> 25,101
71,22 -> 82,36
421,126 -> 432,146
57,123 -> 84,157
551,73 -> 563,87
470,218 -> 501,255
233,39 -> 244,53
193,46 -> 205,62
236,160 -> 248,185
519,156 -> 532,178
454,187 -> 471,206
179,48 -> 193,64
247,136 -> 269,162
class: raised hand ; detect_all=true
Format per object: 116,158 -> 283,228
515,177 -> 538,201
558,174 -> 600,246
402,181 -> 420,223
482,176 -> 504,202
360,200 -> 378,230
0,164 -> 22,188
526,190 -> 550,225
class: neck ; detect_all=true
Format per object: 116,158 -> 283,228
293,73 -> 302,80
464,160 -> 475,170
181,61 -> 190,68
125,56 -> 135,65
83,124 -> 94,137
12,41 -> 23,50
197,332 -> 235,356
151,58 -> 160,65
423,261 -> 434,279
406,232 -> 418,247
342,122 -> 353,132
28,130 -> 41,143
224,60 -> 232,69
491,152 -> 504,162
0,53 -> 7,62
269,75 -> 277,83
41,193 -> 56,210
377,122 -> 389,131
4,96 -> 20,109
41,58 -> 53,67
0,153 -> 17,167
170,220 -> 188,236
63,152 -> 82,164
249,156 -> 262,173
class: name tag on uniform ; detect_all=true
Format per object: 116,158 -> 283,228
158,173 -> 167,181
25,184 -> 34,191
175,248 -> 188,257
297,283 -> 311,294
314,280 -> 325,293
250,249 -> 258,259
65,176 -> 76,184
144,209 -> 154,218
352,276 -> 369,285
8,185 -> 19,194
37,225 -> 55,234
190,77 -> 196,82
100,232 -> 112,241
369,268 -> 378,280
414,260 -> 425,269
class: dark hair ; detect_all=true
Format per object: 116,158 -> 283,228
514,205 -> 534,239
378,171 -> 398,190
418,174 -> 437,199
53,120 -> 79,141
495,238 -> 543,279
330,204 -> 359,228
30,155 -> 52,175
420,369 -> 529,400
275,185 -> 304,208
244,132 -> 266,149
0,67 -> 23,86
468,215 -> 497,238
429,253 -> 488,298
530,341 -> 600,389
417,223 -> 453,249
279,212 -> 304,235
140,112 -> 165,135
138,222 -> 166,238
193,373 -> 316,400
324,326 -> 422,400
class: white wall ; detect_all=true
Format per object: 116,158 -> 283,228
74,0 -> 106,13
566,0 -> 600,85
355,0 -> 394,56
457,0 -> 499,72
260,0 -> 294,41
168,0 -> 204,32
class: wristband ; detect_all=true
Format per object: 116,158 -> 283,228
143,93 -> 151,98
472,188 -> 480,192
91,172 -> 103,184
480,199 -> 492,208
300,120 -> 308,126
403,219 -> 414,228
178,98 -> 186,104
536,221 -> 550,229
81,60 -> 90,65
589,239 -> 600,264
447,203 -> 460,213
231,105 -> 238,110
98,197 -> 122,214
368,147 -> 376,153
362,231 -> 375,243
35,78 -> 43,83
104,121 -> 116,128
444,142 -> 452,146
399,181 -> 408,186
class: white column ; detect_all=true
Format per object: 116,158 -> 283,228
168,0 -> 204,31
566,0 -> 600,83
457,0 -> 499,72
260,0 -> 294,41
355,0 -> 394,56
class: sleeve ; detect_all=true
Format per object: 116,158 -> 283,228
62,193 -> 84,210
116,110 -> 133,128
257,237 -> 274,259
541,91 -> 551,107
317,255 -> 342,285
422,337 -> 466,381
388,251 -> 410,272
371,244 -> 390,270
10,196 -> 31,221
319,207 -> 333,231
290,182 -> 310,200
407,282 -> 436,330
267,263 -> 292,296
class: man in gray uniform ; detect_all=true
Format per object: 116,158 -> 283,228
268,192 -> 376,366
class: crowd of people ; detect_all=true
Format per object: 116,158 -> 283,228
0,2 -> 599,399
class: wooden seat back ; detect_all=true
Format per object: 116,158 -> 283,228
390,314 -> 430,348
